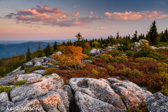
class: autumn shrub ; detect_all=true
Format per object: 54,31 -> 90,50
101,54 -> 128,63
135,57 -> 157,63
163,58 -> 168,64
109,50 -> 120,57
44,67 -> 58,75
72,63 -> 86,70
146,52 -> 164,60
157,63 -> 168,73
126,50 -> 135,57
91,69 -> 99,75
134,51 -> 164,60
158,72 -> 168,82
0,86 -> 15,94
26,66 -> 45,73
160,86 -> 168,96
101,54 -> 112,62
0,54 -> 26,77
112,56 -> 128,63
107,64 -> 115,71
122,67 -> 131,76
123,102 -> 148,112
14,80 -> 27,86
107,64 -> 115,75
130,69 -> 142,78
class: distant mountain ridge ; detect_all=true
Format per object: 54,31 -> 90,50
0,41 -> 55,58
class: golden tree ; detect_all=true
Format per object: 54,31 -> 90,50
52,45 -> 88,70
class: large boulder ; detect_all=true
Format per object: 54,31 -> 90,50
17,73 -> 42,81
107,78 -> 152,109
0,67 -> 25,86
56,51 -> 62,56
23,61 -> 33,69
10,73 -> 64,102
75,91 -> 120,112
69,78 -> 126,112
145,92 -> 168,112
38,89 -> 69,112
0,92 -> 9,104
12,99 -> 45,112
34,62 -> 42,66
32,70 -> 46,75
89,49 -> 102,56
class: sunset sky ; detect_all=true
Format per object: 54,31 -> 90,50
0,0 -> 168,40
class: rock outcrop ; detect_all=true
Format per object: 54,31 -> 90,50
10,73 -> 64,102
0,66 -> 160,112
69,78 -> 151,112
0,73 -> 70,112
23,56 -> 57,68
0,66 -> 25,86
107,78 -> 152,109
145,92 -> 168,112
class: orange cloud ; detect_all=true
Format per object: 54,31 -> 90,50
75,12 -> 80,17
105,11 -> 168,21
90,11 -> 94,15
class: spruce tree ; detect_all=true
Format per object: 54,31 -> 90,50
53,41 -> 57,51
132,30 -> 138,42
26,45 -> 31,61
37,43 -> 42,57
116,32 -> 120,39
76,32 -> 83,41
45,43 -> 51,57
148,21 -> 158,45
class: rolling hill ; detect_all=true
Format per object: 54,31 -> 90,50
0,41 -> 55,58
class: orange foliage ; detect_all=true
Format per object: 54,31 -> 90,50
85,42 -> 90,48
52,45 -> 88,69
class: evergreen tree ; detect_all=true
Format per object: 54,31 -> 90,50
160,29 -> 168,42
116,32 -> 120,39
138,34 -> 145,40
76,32 -> 83,41
62,42 -> 66,45
148,21 -> 158,45
45,43 -> 51,57
26,45 -> 31,61
165,29 -> 168,42
37,43 -> 42,57
132,30 -> 138,42
53,41 -> 58,51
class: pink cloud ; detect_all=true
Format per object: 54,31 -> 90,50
90,11 -> 94,15
74,12 -> 80,17
98,27 -> 108,30
104,11 -> 168,21
6,6 -> 102,27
